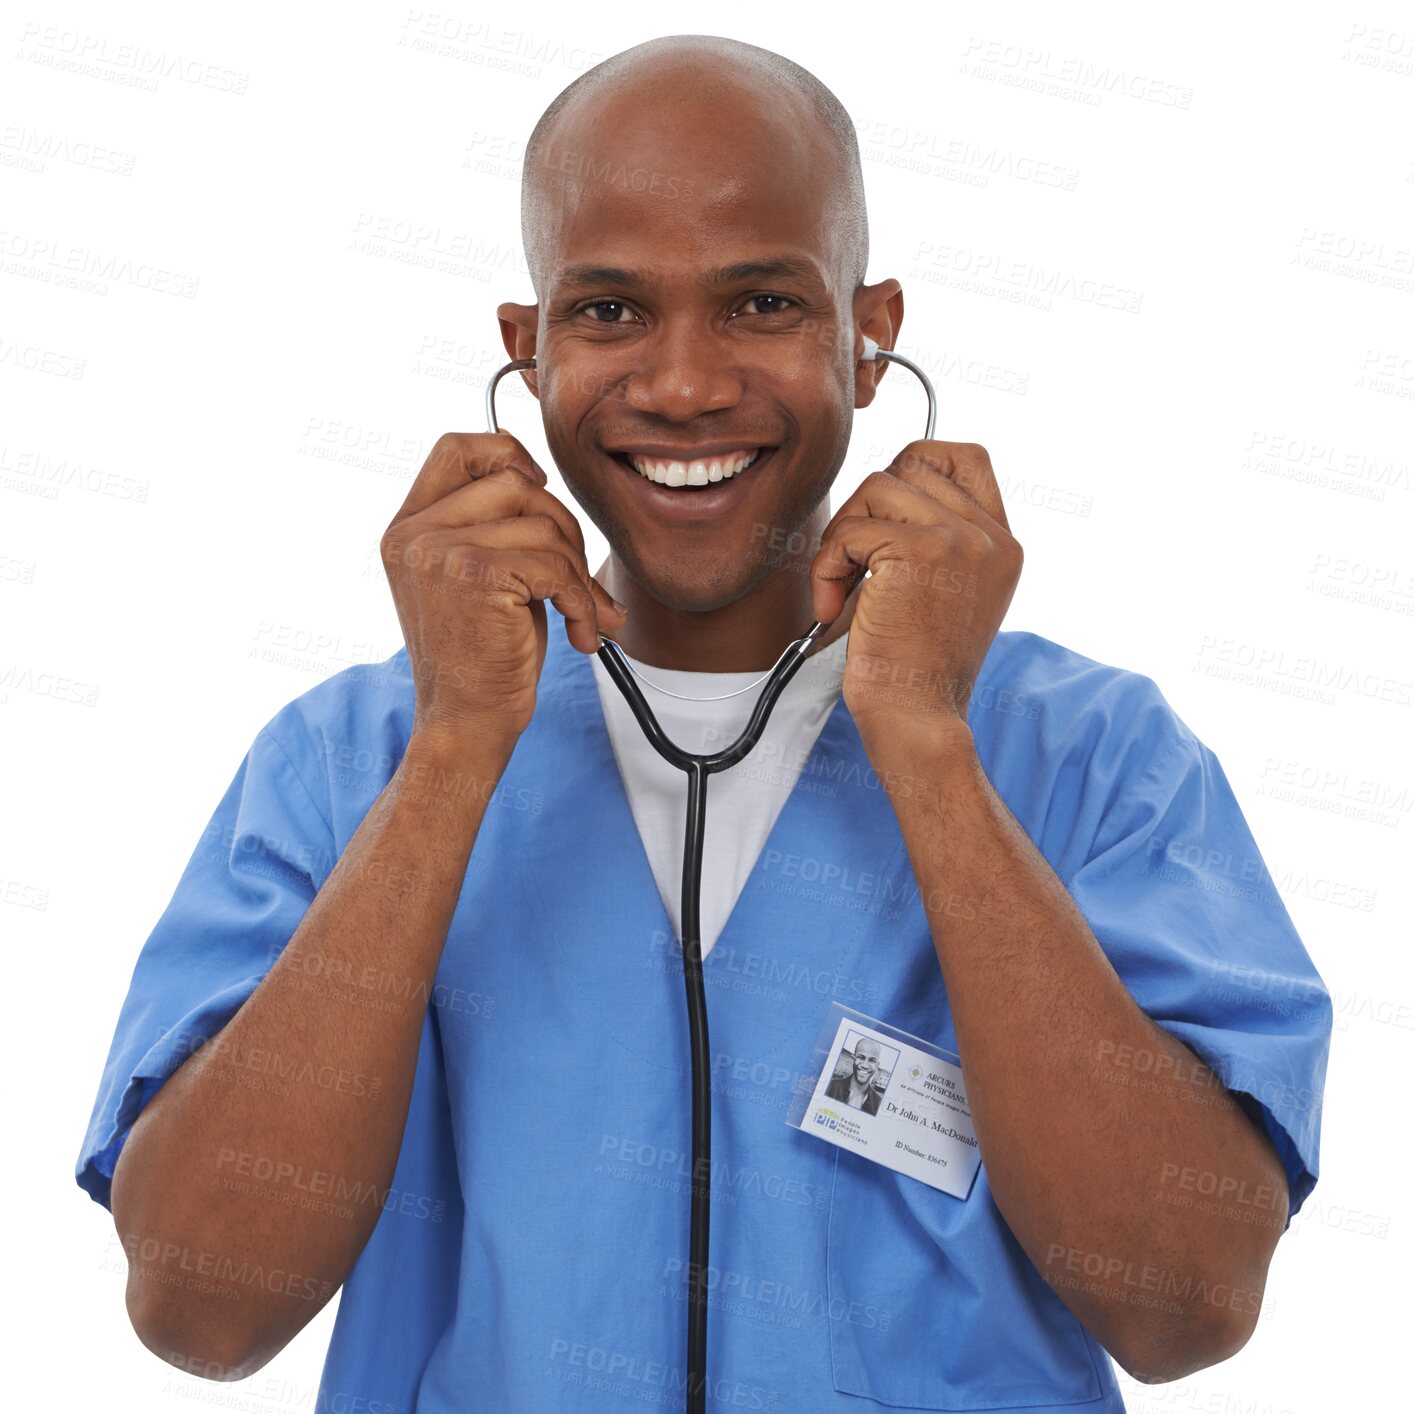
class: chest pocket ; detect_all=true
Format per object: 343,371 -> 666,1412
825,1151 -> 1108,1409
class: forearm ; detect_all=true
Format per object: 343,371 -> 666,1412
871,720 -> 1287,1381
111,727 -> 515,1378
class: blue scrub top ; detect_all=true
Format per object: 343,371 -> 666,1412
78,603 -> 1332,1412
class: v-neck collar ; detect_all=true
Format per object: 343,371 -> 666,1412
552,608 -> 861,953
518,604 -> 912,1064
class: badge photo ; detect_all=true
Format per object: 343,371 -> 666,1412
787,1002 -> 983,1201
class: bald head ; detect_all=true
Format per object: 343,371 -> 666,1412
520,35 -> 868,301
497,36 -> 902,638
851,1039 -> 881,1084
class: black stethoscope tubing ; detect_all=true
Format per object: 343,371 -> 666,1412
485,343 -> 936,1412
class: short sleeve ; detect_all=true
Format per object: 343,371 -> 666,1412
76,705 -> 337,1211
1061,693 -> 1333,1228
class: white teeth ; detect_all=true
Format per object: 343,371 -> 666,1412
626,448 -> 762,487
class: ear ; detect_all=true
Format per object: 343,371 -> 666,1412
851,279 -> 905,412
497,301 -> 540,399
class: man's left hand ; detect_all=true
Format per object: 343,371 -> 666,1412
809,439 -> 1023,748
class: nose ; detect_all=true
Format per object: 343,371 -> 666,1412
622,323 -> 744,422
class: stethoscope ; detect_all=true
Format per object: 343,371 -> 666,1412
485,338 -> 937,1413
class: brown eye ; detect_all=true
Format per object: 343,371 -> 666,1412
745,294 -> 795,315
584,300 -> 632,323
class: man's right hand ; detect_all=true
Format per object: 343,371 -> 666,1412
380,431 -> 627,747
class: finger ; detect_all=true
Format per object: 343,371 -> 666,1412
469,545 -> 607,655
817,469 -> 974,561
389,431 -> 548,530
404,528 -> 610,656
404,476 -> 627,636
808,514 -> 910,626
824,444 -> 1006,544
889,439 -> 1011,534
400,472 -> 590,571
448,513 -> 628,647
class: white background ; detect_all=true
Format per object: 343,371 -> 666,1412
5,1 -> 1410,1408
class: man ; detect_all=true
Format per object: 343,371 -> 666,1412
825,1040 -> 885,1115
79,34 -> 1331,1414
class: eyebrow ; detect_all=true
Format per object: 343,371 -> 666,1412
555,256 -> 825,293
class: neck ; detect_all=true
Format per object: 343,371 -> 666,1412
593,545 -> 860,673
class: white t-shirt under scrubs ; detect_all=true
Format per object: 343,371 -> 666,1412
590,630 -> 850,958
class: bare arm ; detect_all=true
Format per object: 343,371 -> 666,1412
109,425 -> 625,1380
872,720 -> 1288,1385
111,725 -> 515,1378
807,433 -> 1285,1384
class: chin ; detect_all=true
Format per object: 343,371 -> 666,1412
637,579 -> 749,618
612,546 -> 765,617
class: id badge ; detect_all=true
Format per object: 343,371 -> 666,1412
786,1002 -> 982,1200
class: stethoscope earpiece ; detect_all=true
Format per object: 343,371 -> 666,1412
478,328 -> 938,1414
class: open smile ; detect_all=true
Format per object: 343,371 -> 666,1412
607,445 -> 778,521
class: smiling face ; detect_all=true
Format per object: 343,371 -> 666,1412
506,52 -> 898,620
852,1039 -> 881,1086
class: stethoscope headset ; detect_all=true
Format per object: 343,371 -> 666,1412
484,338 -> 937,1413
